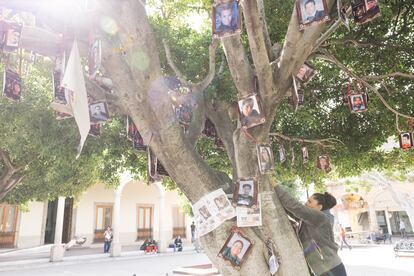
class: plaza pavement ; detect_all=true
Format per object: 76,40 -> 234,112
0,243 -> 413,275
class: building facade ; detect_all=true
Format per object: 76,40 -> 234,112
327,180 -> 414,236
0,180 -> 192,249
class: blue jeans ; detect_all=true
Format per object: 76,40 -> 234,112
104,241 -> 111,253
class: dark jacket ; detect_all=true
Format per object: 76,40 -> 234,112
275,185 -> 342,276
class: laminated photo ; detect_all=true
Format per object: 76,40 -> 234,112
238,94 -> 266,129
236,195 -> 262,227
218,228 -> 253,269
89,101 -> 109,123
233,178 -> 258,208
212,0 -> 241,38
192,188 -> 235,237
296,0 -> 331,30
3,22 -> 22,52
3,69 -> 21,102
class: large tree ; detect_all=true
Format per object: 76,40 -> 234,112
1,0 -> 414,275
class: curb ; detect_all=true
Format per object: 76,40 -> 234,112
0,249 -> 199,272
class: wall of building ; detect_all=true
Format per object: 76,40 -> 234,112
328,181 -> 414,234
73,181 -> 191,246
13,180 -> 191,249
16,202 -> 45,248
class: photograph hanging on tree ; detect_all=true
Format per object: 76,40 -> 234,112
52,70 -> 68,104
88,39 -> 101,78
3,69 -> 21,102
218,228 -> 253,269
296,63 -> 316,84
3,22 -> 22,52
192,188 -> 236,237
238,94 -> 265,129
127,116 -> 146,150
89,101 -> 109,123
257,144 -> 275,174
399,132 -> 413,150
147,148 -> 169,182
174,104 -> 193,126
352,0 -> 380,24
89,123 -> 101,138
302,146 -> 309,163
55,111 -> 73,120
316,155 -> 331,172
296,0 -> 330,30
212,0 -> 241,38
337,0 -> 351,31
236,195 -> 262,227
233,178 -> 258,208
348,93 -> 367,113
279,145 -> 286,163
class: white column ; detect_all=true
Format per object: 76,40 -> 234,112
110,171 -> 132,257
368,203 -> 378,232
154,181 -> 168,252
110,189 -> 122,257
384,209 -> 392,235
50,197 -> 65,262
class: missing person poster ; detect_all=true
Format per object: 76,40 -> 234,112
236,194 -> 262,227
193,188 -> 236,237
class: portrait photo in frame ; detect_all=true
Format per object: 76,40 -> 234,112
56,111 -> 73,120
3,69 -> 21,102
88,39 -> 102,79
89,101 -> 110,123
218,228 -> 253,269
212,0 -> 241,38
233,178 -> 258,208
352,0 -> 380,24
3,22 -> 22,53
89,123 -> 101,138
296,0 -> 331,30
316,155 -> 331,173
348,93 -> 368,113
337,0 -> 351,31
238,94 -> 266,129
399,132 -> 413,150
174,104 -> 193,126
279,145 -> 286,163
302,146 -> 309,163
257,144 -> 275,174
296,63 -> 316,84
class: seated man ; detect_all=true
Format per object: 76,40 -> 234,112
140,239 -> 151,251
174,236 -> 183,252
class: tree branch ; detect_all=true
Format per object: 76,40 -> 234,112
313,8 -> 351,52
362,72 -> 414,81
221,35 -> 255,97
276,0 -> 335,101
162,39 -> 192,87
317,51 -> 414,120
269,132 -> 345,149
241,0 -> 275,113
198,39 -> 219,91
0,150 -> 14,171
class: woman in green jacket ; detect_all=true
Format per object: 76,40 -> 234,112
275,185 -> 347,276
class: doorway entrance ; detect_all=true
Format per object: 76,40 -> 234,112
44,198 -> 73,244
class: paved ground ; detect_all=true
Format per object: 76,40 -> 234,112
1,243 -> 413,275
339,244 -> 414,276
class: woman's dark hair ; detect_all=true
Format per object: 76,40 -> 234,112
312,192 -> 337,211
